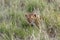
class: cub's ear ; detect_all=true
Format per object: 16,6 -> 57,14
34,14 -> 36,17
25,14 -> 27,17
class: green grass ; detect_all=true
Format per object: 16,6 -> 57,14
0,0 -> 60,40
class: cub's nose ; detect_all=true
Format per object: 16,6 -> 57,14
31,24 -> 34,26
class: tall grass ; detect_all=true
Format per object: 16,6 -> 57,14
0,0 -> 60,40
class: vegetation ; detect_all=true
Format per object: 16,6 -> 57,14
0,0 -> 60,40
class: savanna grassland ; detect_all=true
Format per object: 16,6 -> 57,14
0,0 -> 60,40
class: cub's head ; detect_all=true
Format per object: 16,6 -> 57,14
25,14 -> 36,23
25,13 -> 41,27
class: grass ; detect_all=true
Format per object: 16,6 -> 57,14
0,0 -> 60,40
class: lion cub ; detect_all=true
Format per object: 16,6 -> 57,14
25,13 -> 41,28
